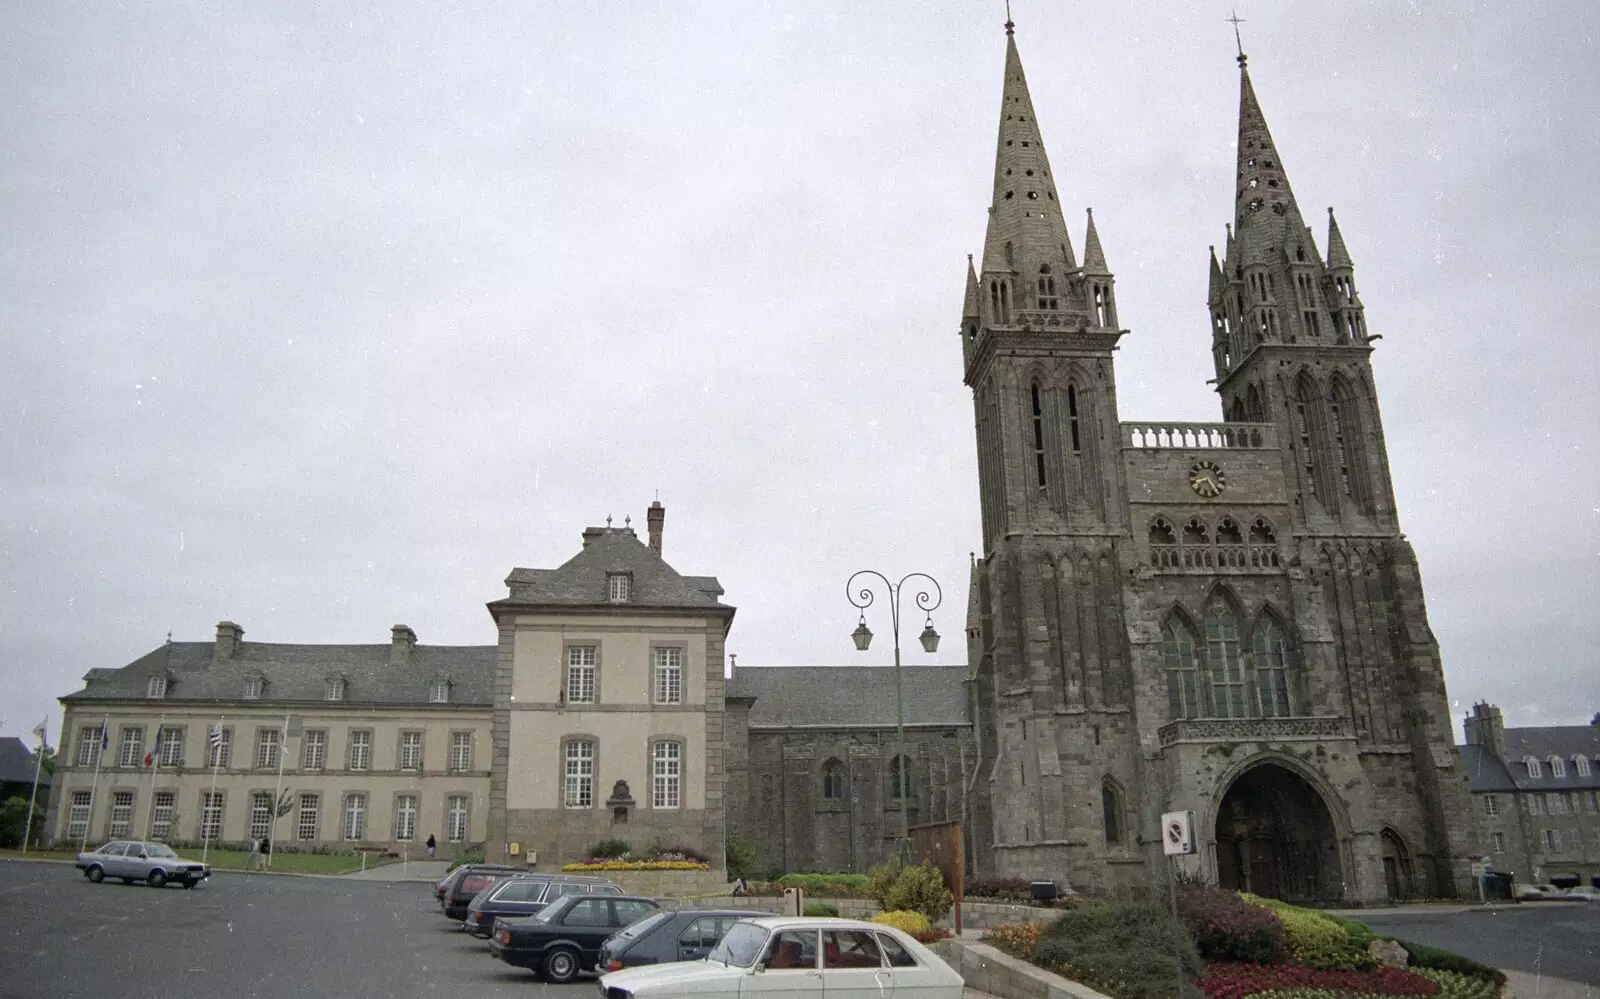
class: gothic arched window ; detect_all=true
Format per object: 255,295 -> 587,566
1037,264 -> 1059,310
821,758 -> 845,799
1066,385 -> 1082,453
1102,779 -> 1124,846
1030,383 -> 1048,492
1161,616 -> 1201,719
1252,615 -> 1294,718
1329,376 -> 1373,513
1205,596 -> 1246,718
1295,374 -> 1336,507
889,755 -> 910,799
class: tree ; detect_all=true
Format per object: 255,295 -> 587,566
37,744 -> 56,777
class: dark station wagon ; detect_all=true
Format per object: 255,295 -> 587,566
488,893 -> 661,983
463,874 -> 621,937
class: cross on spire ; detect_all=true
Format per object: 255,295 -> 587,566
1227,9 -> 1247,66
1004,0 -> 1014,35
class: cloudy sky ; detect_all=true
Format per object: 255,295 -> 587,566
3,2 -> 1596,747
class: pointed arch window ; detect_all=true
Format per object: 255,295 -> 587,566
821,758 -> 845,800
1252,616 -> 1294,717
1030,383 -> 1048,492
1037,264 -> 1059,310
1149,520 -> 1178,570
1204,597 -> 1246,718
1102,779 -> 1124,846
1161,616 -> 1201,719
1329,377 -> 1373,512
1066,385 -> 1082,453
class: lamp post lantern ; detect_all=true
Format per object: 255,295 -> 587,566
846,570 -> 942,861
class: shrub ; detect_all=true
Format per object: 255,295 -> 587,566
589,839 -> 632,860
872,910 -> 932,936
1242,895 -> 1375,971
725,834 -> 760,881
803,901 -> 840,917
777,872 -> 872,894
1195,961 -> 1441,999
446,844 -> 484,872
966,878 -> 1037,902
1412,967 -> 1503,999
1395,941 -> 1505,986
1034,900 -> 1201,999
866,861 -> 952,921
916,927 -> 953,943
645,842 -> 709,863
561,860 -> 710,871
1328,914 -> 1377,951
1177,880 -> 1287,963
982,922 -> 1042,958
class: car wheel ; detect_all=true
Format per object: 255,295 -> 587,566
86,865 -> 105,883
148,870 -> 166,888
543,947 -> 580,984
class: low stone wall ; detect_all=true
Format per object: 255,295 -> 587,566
667,894 -> 1059,929
602,868 -> 731,898
930,939 -> 1113,999
947,900 -> 1059,930
674,895 -> 879,919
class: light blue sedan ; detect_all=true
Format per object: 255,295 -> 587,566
75,840 -> 209,889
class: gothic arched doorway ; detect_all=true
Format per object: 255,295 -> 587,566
1380,829 -> 1414,901
1215,761 -> 1343,902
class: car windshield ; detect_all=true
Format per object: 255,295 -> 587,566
613,910 -> 669,941
709,922 -> 768,968
144,844 -> 178,858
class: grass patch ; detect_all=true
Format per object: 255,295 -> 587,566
1,847 -> 396,875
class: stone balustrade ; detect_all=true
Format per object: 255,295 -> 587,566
1150,543 -> 1281,571
1121,421 -> 1276,449
1157,715 -> 1355,747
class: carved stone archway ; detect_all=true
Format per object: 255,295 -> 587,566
1214,761 -> 1343,902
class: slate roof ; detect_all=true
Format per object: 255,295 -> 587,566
1461,725 -> 1600,793
727,665 -> 971,729
497,527 -> 731,613
0,737 -> 51,787
59,639 -> 496,707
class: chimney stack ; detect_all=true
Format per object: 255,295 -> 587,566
582,526 -> 605,548
214,621 -> 243,663
391,624 -> 417,666
647,500 -> 665,556
1463,701 -> 1506,756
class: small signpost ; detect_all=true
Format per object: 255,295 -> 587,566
1162,810 -> 1197,999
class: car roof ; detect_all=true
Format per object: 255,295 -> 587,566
743,916 -> 890,930
667,909 -> 768,918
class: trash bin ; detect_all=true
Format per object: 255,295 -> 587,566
1030,880 -> 1058,904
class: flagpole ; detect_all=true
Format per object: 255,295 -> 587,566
21,723 -> 46,855
142,714 -> 165,841
80,714 -> 109,853
267,713 -> 288,870
202,715 -> 223,865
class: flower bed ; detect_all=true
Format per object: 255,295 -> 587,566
983,922 -> 1042,958
561,860 -> 710,872
1196,963 -> 1441,999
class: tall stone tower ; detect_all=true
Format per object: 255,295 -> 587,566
962,24 -> 1477,901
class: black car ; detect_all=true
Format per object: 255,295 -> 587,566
463,874 -> 622,937
597,908 -> 767,973
440,864 -> 525,921
488,893 -> 661,983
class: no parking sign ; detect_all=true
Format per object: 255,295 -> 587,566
1162,810 -> 1196,856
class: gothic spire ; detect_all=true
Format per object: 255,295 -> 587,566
980,24 -> 1076,279
1082,208 -> 1108,274
1208,245 -> 1225,304
1232,61 -> 1305,263
962,254 -> 981,318
1326,207 -> 1354,270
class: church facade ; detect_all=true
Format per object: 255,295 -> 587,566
955,24 -> 1477,902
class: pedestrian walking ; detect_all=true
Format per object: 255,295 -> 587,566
262,835 -> 271,868
247,836 -> 263,871
425,834 -> 436,859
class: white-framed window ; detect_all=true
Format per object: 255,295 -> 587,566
76,726 -> 102,767
249,791 -> 273,840
429,680 -> 450,704
147,676 -> 167,698
1550,756 -> 1566,778
109,790 -> 134,838
68,790 -> 92,841
150,791 -> 176,840
651,741 -> 682,809
255,729 -> 281,770
325,678 -> 346,701
653,646 -> 683,705
349,730 -> 371,771
395,794 -> 418,841
608,573 -> 630,602
564,740 -> 595,808
446,795 -> 468,843
1491,831 -> 1506,853
566,646 -> 597,704
159,726 -> 184,767
302,730 -> 326,770
200,791 -> 225,840
1548,792 -> 1566,815
208,728 -> 231,769
1543,828 -> 1559,851
243,676 -> 263,699
399,731 -> 422,771
297,793 -> 319,841
1527,795 -> 1542,816
343,793 -> 367,841
1578,756 -> 1593,778
1525,756 -> 1542,778
450,732 -> 473,772
117,727 -> 144,768
1483,795 -> 1498,816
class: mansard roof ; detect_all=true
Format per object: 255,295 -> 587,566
1460,724 -> 1600,793
497,526 -> 731,613
60,639 -> 496,707
728,664 -> 969,729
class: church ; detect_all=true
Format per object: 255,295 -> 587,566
45,23 -> 1477,906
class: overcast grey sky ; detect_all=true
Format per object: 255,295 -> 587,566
3,3 -> 1596,746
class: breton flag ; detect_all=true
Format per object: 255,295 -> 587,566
209,725 -> 223,748
143,729 -> 163,768
32,718 -> 47,743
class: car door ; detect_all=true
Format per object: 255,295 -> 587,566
742,929 -> 823,999
676,915 -> 727,963
821,928 -> 891,999
874,931 -> 957,999
559,897 -> 614,966
99,842 -> 128,878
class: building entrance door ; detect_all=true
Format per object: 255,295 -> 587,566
1214,761 -> 1342,903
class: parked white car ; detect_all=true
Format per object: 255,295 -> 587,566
597,916 -> 965,999
1513,883 -> 1568,901
75,840 -> 209,889
1562,885 -> 1600,901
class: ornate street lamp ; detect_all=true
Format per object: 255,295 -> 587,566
846,570 -> 943,860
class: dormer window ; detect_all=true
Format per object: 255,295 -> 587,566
608,573 -> 631,603
1550,755 -> 1566,778
1578,757 -> 1592,778
325,678 -> 346,702
146,676 -> 167,699
429,680 -> 450,704
1525,756 -> 1542,779
243,676 -> 263,700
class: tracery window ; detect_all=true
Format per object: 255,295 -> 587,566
1204,598 -> 1246,719
1161,617 -> 1202,719
821,759 -> 845,800
1252,616 -> 1293,717
1102,779 -> 1124,845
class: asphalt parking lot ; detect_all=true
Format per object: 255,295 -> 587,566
0,860 -> 594,999
1357,902 -> 1600,986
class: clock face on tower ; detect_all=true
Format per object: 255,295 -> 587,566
1189,460 -> 1226,498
